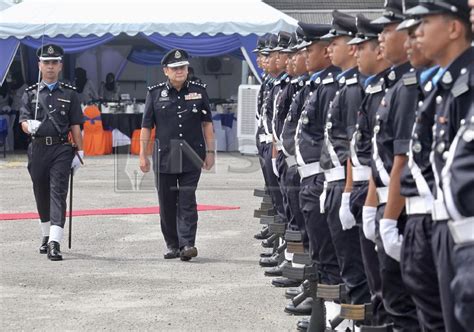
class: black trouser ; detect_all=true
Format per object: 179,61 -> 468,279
375,205 -> 419,331
156,170 -> 201,250
431,220 -> 467,332
276,151 -> 292,225
401,214 -> 445,331
261,142 -> 286,222
280,162 -> 308,248
349,181 -> 387,324
324,180 -> 370,304
299,173 -> 341,284
27,142 -> 74,227
256,133 -> 270,191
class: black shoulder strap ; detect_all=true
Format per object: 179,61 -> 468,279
37,92 -> 63,135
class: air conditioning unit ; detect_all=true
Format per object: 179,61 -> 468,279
237,84 -> 260,154
203,56 -> 233,75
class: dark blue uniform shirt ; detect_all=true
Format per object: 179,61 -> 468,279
142,80 -> 212,174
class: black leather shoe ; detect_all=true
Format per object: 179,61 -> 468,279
261,237 -> 275,248
259,255 -> 279,267
260,252 -> 272,258
284,297 -> 313,316
164,248 -> 180,259
254,227 -> 270,240
285,285 -> 304,299
39,236 -> 49,254
296,317 -> 309,331
272,277 -> 300,288
180,246 -> 198,261
47,241 -> 62,261
264,261 -> 288,277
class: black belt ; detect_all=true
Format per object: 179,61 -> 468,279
32,136 -> 67,146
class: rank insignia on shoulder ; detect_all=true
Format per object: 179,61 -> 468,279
189,81 -> 207,88
322,77 -> 334,85
25,83 -> 39,92
366,84 -> 383,94
185,92 -> 202,100
60,82 -> 76,90
451,71 -> 469,98
345,77 -> 358,85
403,75 -> 417,86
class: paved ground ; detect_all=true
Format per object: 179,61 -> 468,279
0,152 -> 310,331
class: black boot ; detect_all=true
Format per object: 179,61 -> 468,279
47,241 -> 62,261
39,236 -> 49,254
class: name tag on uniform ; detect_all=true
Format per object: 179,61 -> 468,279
184,92 -> 202,100
57,98 -> 70,103
159,97 -> 170,101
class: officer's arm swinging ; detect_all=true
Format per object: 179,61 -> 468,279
364,176 -> 379,207
202,121 -> 215,170
383,155 -> 407,219
70,125 -> 83,151
139,128 -> 151,173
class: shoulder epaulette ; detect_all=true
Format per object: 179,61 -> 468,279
366,83 -> 383,94
402,71 -> 418,86
322,72 -> 335,85
148,82 -> 165,91
60,82 -> 76,90
345,77 -> 358,86
25,83 -> 39,92
189,80 -> 207,88
451,67 -> 469,98
322,76 -> 335,85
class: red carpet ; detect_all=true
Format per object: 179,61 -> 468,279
0,205 -> 240,221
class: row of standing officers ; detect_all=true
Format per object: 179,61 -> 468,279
253,0 -> 473,330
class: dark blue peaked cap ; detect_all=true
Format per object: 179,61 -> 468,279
321,11 -> 357,40
273,31 -> 292,51
261,34 -> 279,53
372,0 -> 418,25
348,14 -> 384,45
406,0 -> 469,22
252,36 -> 266,53
298,22 -> 332,47
280,32 -> 298,53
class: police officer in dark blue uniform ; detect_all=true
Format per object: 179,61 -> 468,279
406,0 -> 473,329
396,12 -> 446,331
279,28 -> 310,248
319,10 -> 371,306
346,14 -> 392,325
442,104 -> 474,331
253,36 -> 274,240
361,0 -> 420,329
295,22 -> 342,286
19,44 -> 84,261
260,34 -> 289,231
139,49 -> 215,262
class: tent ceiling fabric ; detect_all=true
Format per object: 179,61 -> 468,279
0,0 -> 298,39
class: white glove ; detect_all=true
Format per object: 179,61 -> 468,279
71,150 -> 84,175
339,192 -> 356,230
272,158 -> 279,178
380,218 -> 403,262
362,206 -> 377,243
26,120 -> 42,135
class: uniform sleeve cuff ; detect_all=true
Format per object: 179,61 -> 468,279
393,139 -> 410,155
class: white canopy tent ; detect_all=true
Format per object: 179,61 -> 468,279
0,0 -> 298,85
0,0 -> 298,38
